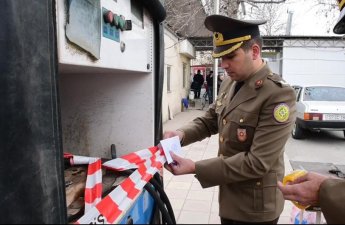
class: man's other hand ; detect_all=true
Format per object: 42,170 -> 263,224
164,152 -> 195,176
278,172 -> 330,206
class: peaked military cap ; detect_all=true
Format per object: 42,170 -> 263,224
334,0 -> 345,34
204,15 -> 266,58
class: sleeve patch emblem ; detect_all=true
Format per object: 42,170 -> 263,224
273,103 -> 290,123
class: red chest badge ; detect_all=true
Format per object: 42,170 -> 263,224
237,128 -> 247,142
255,80 -> 263,89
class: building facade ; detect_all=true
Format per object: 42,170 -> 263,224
162,28 -> 195,122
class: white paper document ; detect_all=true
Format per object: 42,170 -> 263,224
160,136 -> 183,164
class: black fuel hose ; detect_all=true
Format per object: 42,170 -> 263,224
149,174 -> 176,224
114,170 -> 176,224
144,182 -> 173,224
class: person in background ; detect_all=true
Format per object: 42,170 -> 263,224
217,73 -> 224,95
277,3 -> 345,223
163,14 -> 296,224
206,70 -> 214,104
193,70 -> 204,99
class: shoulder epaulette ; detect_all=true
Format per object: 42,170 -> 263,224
267,73 -> 289,88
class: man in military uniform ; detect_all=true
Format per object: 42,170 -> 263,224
163,15 -> 296,224
278,1 -> 345,224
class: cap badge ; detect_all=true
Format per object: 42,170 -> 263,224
214,32 -> 224,46
273,103 -> 290,123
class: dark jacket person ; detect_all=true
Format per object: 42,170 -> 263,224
193,70 -> 204,99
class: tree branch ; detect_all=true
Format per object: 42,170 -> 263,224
243,0 -> 286,3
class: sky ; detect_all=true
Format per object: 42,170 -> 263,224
200,0 -> 342,36
211,0 -> 342,36
285,0 -> 340,36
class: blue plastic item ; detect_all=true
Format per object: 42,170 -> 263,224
118,190 -> 155,224
182,98 -> 189,109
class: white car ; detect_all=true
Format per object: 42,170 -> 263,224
292,85 -> 345,139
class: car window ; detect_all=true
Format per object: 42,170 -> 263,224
296,89 -> 302,101
292,86 -> 302,101
303,86 -> 345,101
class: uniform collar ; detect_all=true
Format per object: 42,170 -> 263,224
220,61 -> 271,89
246,61 -> 272,90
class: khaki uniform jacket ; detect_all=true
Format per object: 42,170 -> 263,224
179,64 -> 296,222
319,179 -> 345,224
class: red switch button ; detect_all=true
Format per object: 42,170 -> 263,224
103,10 -> 114,24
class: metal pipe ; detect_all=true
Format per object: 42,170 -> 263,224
213,0 -> 220,103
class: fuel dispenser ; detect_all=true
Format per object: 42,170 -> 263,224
0,0 -> 174,223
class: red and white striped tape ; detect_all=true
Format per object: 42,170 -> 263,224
103,147 -> 160,171
84,158 -> 102,212
68,146 -> 166,224
65,154 -> 103,213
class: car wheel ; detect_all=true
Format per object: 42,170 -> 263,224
292,121 -> 304,139
343,130 -> 345,138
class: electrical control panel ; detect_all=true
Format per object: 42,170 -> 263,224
56,0 -> 153,73
56,0 -> 158,158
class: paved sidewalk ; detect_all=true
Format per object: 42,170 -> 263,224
162,108 -> 294,224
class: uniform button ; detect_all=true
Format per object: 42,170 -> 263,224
220,136 -> 224,142
256,182 -> 261,186
222,119 -> 227,125
224,94 -> 228,99
217,100 -> 222,107
240,119 -> 244,123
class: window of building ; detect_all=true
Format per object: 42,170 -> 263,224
183,63 -> 187,88
167,66 -> 171,92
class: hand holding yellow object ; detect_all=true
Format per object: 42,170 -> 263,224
283,170 -> 309,209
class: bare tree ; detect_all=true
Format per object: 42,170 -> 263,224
219,0 -> 241,16
241,0 -> 339,35
206,0 -> 287,17
314,0 -> 337,9
163,0 -> 242,38
164,0 -> 211,38
164,0 -> 292,38
245,0 -> 286,3
239,2 -> 286,35
311,0 -> 338,33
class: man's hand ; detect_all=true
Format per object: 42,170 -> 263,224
163,130 -> 184,141
277,172 -> 330,206
158,130 -> 184,152
164,152 -> 195,175
162,130 -> 193,176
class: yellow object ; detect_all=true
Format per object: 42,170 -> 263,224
283,170 -> 309,209
212,42 -> 243,58
214,33 -> 252,47
339,0 -> 345,10
274,103 -> 290,123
